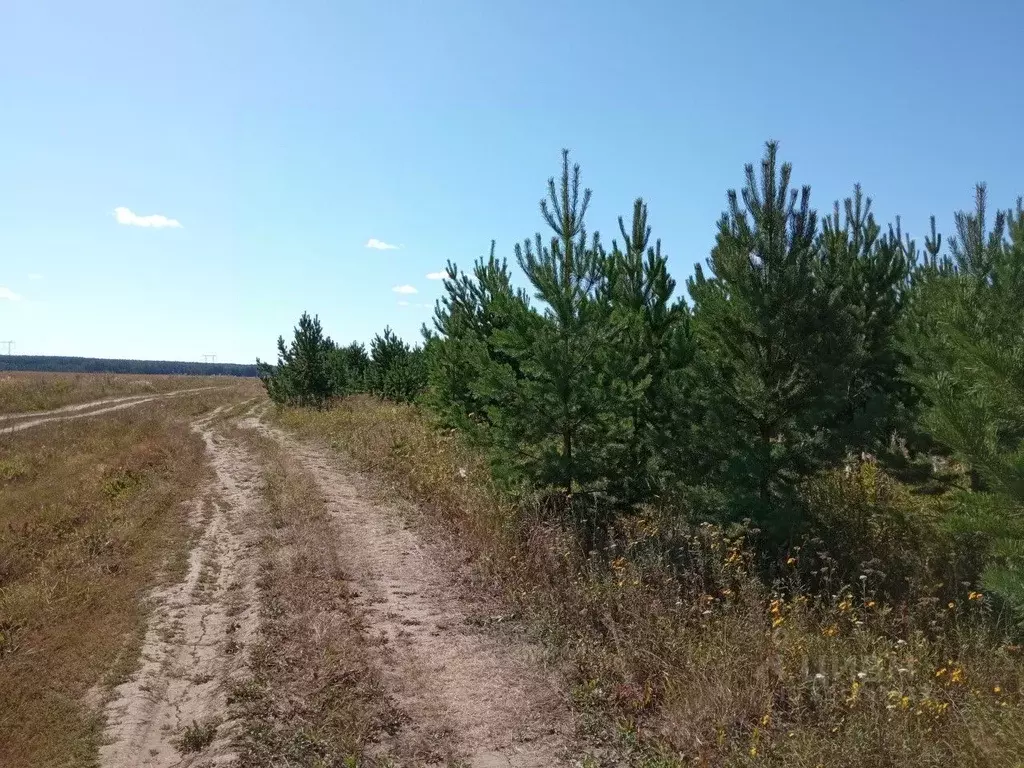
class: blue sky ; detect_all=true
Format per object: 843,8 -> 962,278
1,1 -> 1020,363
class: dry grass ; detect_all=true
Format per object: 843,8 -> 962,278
0,384 -> 256,768
0,370 -> 249,415
273,395 -> 1024,768
226,423 -> 398,767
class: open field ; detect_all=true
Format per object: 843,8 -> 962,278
1,374 -> 592,767
0,382 -> 260,767
8,368 -> 1024,766
0,371 -> 248,416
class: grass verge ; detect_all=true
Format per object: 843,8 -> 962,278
273,395 -> 1024,768
226,423 -> 398,767
0,371 -> 246,415
0,399 -> 220,767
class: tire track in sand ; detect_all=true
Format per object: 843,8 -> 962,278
253,421 -> 575,767
0,387 -> 222,435
98,407 -> 262,768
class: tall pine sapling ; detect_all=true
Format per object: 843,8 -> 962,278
426,246 -> 524,441
367,326 -> 426,403
910,187 -> 1024,618
256,311 -> 333,408
600,199 -> 693,507
688,142 -> 851,535
484,150 -> 611,514
817,187 -> 914,452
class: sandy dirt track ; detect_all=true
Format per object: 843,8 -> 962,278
98,407 -> 262,767
258,423 -> 574,767
0,387 -> 221,434
94,406 -> 575,767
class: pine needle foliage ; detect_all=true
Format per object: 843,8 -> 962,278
366,326 -> 426,403
257,144 -> 1024,610
688,143 -> 843,533
257,311 -> 334,408
909,188 -> 1024,617
483,149 -> 611,501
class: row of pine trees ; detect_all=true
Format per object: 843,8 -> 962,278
259,142 -> 1024,615
257,316 -> 424,407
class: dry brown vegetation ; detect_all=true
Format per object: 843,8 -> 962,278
225,423 -> 398,766
0,383 -> 257,768
0,370 -> 236,415
274,396 -> 1024,768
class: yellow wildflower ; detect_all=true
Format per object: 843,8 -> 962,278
969,591 -> 983,601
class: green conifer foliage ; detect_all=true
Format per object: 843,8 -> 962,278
910,188 -> 1024,617
326,341 -> 370,396
426,246 -> 524,442
482,150 -> 612,505
599,199 -> 693,507
817,187 -> 914,451
366,326 -> 426,403
256,311 -> 333,407
688,142 -> 853,533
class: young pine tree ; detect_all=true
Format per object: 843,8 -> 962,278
688,142 -> 853,534
483,150 -> 612,513
599,199 -> 693,507
366,327 -> 426,403
325,341 -> 370,397
256,311 -> 333,408
909,188 -> 1024,618
817,187 -> 914,452
425,246 -> 524,442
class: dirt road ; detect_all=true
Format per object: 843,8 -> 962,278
95,406 -> 576,766
0,387 -> 222,434
262,423 -> 573,766
99,407 -> 262,767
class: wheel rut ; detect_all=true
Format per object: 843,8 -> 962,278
252,422 -> 575,767
98,407 -> 262,767
98,408 -> 577,767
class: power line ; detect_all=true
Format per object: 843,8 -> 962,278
202,354 -> 217,364
0,341 -> 13,355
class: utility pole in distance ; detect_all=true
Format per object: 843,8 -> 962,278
202,354 -> 217,364
0,341 -> 13,355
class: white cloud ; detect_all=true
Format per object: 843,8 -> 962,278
114,206 -> 183,228
0,286 -> 22,301
366,238 -> 399,250
425,271 -> 447,280
27,273 -> 43,281
392,285 -> 418,295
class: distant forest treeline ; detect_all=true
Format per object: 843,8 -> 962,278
0,355 -> 258,377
